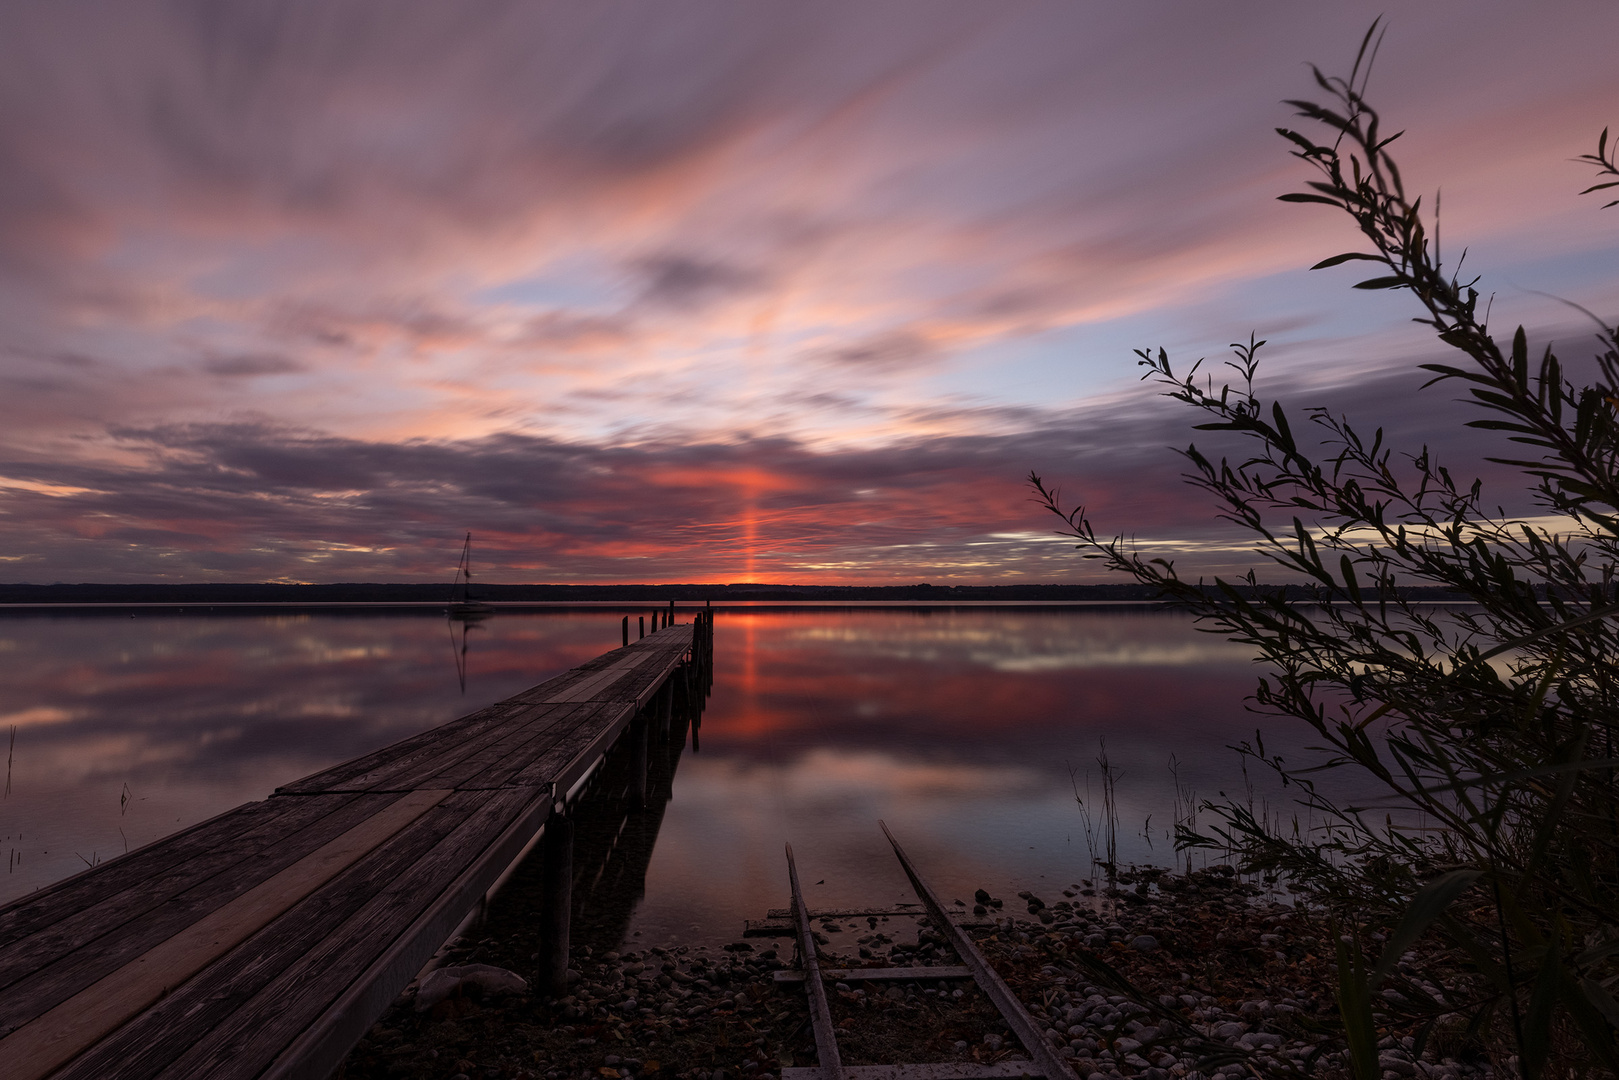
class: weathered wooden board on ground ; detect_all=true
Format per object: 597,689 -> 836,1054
0,621 -> 701,1080
772,965 -> 974,984
744,907 -> 992,936
785,1064 -> 1056,1080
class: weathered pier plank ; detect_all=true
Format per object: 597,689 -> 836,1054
0,613 -> 714,1080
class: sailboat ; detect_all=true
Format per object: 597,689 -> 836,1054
448,532 -> 495,618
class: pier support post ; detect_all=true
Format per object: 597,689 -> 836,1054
639,616 -> 645,639
539,803 -> 574,997
660,677 -> 674,736
622,615 -> 629,647
634,711 -> 650,809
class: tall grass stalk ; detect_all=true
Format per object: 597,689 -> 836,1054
1068,761 -> 1100,885
1169,753 -> 1200,875
1096,741 -> 1121,882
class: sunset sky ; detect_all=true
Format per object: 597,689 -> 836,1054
1,1 -> 1616,584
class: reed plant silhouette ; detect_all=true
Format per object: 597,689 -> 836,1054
1033,23 -> 1618,1080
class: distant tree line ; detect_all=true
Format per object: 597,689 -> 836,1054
0,581 -> 1488,606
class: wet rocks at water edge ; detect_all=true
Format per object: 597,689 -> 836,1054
344,940 -> 822,1080
977,865 -> 1503,1080
339,864 -> 1504,1080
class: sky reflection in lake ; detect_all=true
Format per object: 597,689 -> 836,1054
629,606 -> 1273,947
0,609 -> 618,900
0,605 -> 1303,945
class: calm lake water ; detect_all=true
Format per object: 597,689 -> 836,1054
0,604 -> 1316,947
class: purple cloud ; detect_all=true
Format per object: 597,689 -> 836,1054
0,2 -> 1610,581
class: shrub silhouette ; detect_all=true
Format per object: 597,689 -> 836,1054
1033,24 -> 1619,1080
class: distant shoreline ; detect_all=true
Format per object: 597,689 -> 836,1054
0,581 -> 1471,607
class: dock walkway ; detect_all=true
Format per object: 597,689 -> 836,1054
0,616 -> 711,1080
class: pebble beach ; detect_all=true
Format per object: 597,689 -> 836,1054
336,864 -> 1502,1080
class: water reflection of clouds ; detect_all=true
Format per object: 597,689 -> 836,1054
0,706 -> 77,727
629,752 -> 1067,948
3,608 -> 1323,947
707,611 -> 1265,768
987,643 -> 1255,671
0,611 -> 618,904
774,614 -> 1256,671
676,749 -> 1047,803
646,606 -> 1338,942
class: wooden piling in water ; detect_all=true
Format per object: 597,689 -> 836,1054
633,714 -> 650,810
539,802 -> 574,996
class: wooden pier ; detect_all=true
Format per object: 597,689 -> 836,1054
0,610 -> 714,1080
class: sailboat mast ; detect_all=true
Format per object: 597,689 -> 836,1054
453,532 -> 473,602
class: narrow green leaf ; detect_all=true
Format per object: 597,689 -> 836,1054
1311,252 -> 1385,269
1340,554 -> 1362,603
1513,326 -> 1528,390
1335,930 -> 1381,1080
1575,936 -> 1619,968
1272,401 -> 1295,450
1465,420 -> 1540,432
1370,869 -> 1483,985
1522,925 -> 1560,1080
1276,128 -> 1320,153
1562,976 -> 1619,1073
1581,976 -> 1619,1028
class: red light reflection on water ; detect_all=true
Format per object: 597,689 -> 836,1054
627,607 -> 1283,948
2,606 -> 1306,953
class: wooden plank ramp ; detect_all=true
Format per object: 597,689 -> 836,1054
0,614 -> 712,1080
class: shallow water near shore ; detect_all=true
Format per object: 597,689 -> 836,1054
0,604 -> 1325,944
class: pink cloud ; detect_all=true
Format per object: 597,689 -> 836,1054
0,3 -> 1612,580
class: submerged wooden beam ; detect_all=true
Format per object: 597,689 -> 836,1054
772,965 -> 973,984
785,1064 -> 1051,1080
766,905 -> 921,918
879,821 -> 1077,1080
786,843 -> 844,1080
745,909 -> 992,937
